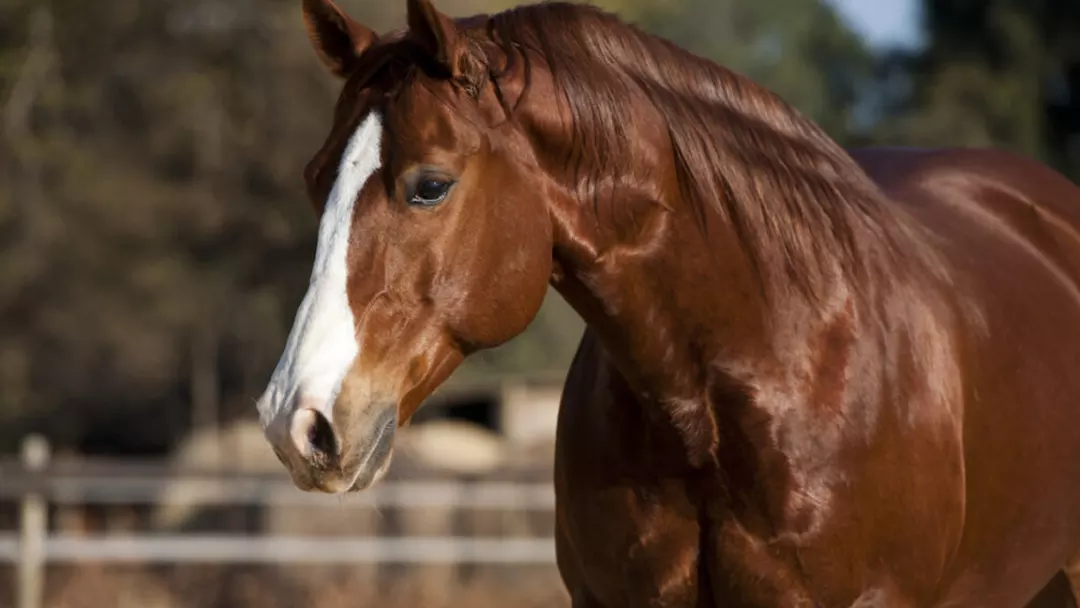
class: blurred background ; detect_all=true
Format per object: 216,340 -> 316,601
0,0 -> 1077,606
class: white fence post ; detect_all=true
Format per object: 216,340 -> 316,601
18,434 -> 50,608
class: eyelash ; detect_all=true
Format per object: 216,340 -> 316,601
408,177 -> 454,207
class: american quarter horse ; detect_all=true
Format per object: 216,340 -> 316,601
255,0 -> 1080,605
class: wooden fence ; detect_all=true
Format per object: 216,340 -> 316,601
0,435 -> 558,608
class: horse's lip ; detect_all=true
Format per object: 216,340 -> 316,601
343,410 -> 397,492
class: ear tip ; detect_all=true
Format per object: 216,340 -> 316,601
407,0 -> 443,19
302,0 -> 337,16
302,0 -> 377,78
407,0 -> 456,35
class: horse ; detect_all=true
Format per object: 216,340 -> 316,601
253,0 -> 1080,605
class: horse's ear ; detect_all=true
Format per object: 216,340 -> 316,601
406,0 -> 468,79
302,0 -> 377,78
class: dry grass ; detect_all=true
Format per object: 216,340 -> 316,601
0,563 -> 571,608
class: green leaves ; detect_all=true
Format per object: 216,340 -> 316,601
871,0 -> 1080,181
0,0 -> 878,453
634,0 -> 874,142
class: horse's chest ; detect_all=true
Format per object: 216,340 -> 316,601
554,392 -> 706,605
554,402 -> 959,608
555,468 -> 822,607
554,422 -> 820,606
556,477 -> 705,607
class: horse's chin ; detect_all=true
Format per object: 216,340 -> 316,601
332,411 -> 397,494
345,444 -> 395,493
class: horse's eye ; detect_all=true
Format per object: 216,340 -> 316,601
409,178 -> 453,207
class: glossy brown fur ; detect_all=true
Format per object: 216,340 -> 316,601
288,1 -> 1080,605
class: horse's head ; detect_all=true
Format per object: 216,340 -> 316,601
255,0 -> 555,493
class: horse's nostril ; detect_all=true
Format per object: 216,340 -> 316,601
288,407 -> 339,466
307,410 -> 337,457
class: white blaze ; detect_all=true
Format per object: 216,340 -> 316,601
258,112 -> 383,426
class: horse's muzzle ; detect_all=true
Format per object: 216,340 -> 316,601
262,397 -> 397,494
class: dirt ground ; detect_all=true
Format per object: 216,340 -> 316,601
0,563 -> 571,608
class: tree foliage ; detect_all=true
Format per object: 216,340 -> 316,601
874,1 -> 1080,180
638,0 -> 873,140
0,0 -> 873,454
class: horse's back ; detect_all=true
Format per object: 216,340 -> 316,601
854,146 -> 1080,321
854,146 -> 1080,287
855,146 -> 1080,605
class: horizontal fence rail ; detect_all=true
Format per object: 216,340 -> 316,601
0,475 -> 556,509
0,535 -> 557,565
0,435 -> 560,608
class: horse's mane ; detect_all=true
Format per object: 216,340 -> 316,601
482,2 -> 945,303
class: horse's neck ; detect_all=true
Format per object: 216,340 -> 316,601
523,54 -> 926,466
549,186 -> 865,461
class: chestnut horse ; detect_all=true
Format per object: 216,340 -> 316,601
255,0 -> 1080,605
